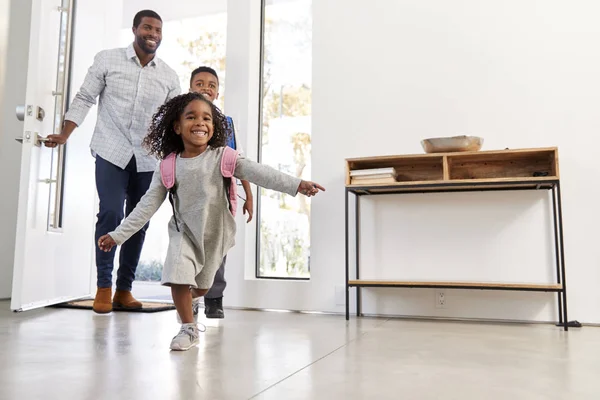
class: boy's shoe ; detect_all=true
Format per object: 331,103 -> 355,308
170,324 -> 200,351
204,297 -> 224,319
93,287 -> 113,314
176,297 -> 201,323
112,289 -> 143,310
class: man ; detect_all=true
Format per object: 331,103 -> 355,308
189,66 -> 253,319
46,10 -> 181,314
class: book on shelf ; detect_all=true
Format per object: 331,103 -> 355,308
349,167 -> 397,177
350,167 -> 398,185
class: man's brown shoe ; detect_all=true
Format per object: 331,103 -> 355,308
113,290 -> 143,310
93,287 -> 113,314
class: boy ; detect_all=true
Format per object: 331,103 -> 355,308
189,66 -> 253,319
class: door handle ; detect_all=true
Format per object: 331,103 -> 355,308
36,136 -> 50,146
15,132 -> 51,147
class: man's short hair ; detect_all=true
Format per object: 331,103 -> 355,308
133,10 -> 162,28
190,66 -> 219,87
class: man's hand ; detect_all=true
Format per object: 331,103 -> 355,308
98,234 -> 117,252
44,120 -> 77,148
297,180 -> 325,197
44,133 -> 69,148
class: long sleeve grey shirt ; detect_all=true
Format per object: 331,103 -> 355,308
108,147 -> 301,288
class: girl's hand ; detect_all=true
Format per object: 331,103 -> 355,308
298,180 -> 325,197
98,234 -> 117,252
243,197 -> 254,223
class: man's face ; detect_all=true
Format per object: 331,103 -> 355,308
132,17 -> 162,54
190,72 -> 219,102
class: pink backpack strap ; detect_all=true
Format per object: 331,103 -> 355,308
160,152 -> 181,232
160,152 -> 177,190
221,147 -> 239,216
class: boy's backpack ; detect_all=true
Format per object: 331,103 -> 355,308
159,147 -> 239,232
226,116 -> 236,150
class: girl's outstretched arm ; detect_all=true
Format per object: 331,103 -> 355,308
297,180 -> 325,197
233,156 -> 325,197
98,165 -> 168,252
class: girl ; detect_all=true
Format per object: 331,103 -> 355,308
98,92 -> 324,351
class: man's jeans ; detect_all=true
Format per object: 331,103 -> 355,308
94,155 -> 153,291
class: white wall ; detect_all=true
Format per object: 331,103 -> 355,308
0,0 -> 32,299
121,0 -> 227,28
224,0 -> 600,324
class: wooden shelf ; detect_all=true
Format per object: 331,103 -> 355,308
346,147 -> 559,189
348,280 -> 563,291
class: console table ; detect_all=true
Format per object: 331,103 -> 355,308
344,147 -> 572,330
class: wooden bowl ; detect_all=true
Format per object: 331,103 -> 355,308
421,136 -> 483,153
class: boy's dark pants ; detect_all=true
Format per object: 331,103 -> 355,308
205,256 -> 227,299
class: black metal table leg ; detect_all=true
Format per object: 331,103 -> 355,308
556,182 -> 569,331
356,194 -> 361,317
345,188 -> 350,321
551,185 -> 563,325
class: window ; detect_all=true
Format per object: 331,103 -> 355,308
257,0 -> 312,279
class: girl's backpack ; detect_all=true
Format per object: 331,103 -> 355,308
159,147 -> 239,231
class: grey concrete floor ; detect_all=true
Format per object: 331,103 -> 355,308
0,300 -> 598,400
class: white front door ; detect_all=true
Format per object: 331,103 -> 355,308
10,0 -> 96,311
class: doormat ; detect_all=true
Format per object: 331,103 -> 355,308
50,299 -> 175,313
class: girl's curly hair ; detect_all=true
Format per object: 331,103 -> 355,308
143,92 -> 230,159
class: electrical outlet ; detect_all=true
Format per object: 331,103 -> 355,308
335,285 -> 345,305
436,291 -> 446,309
